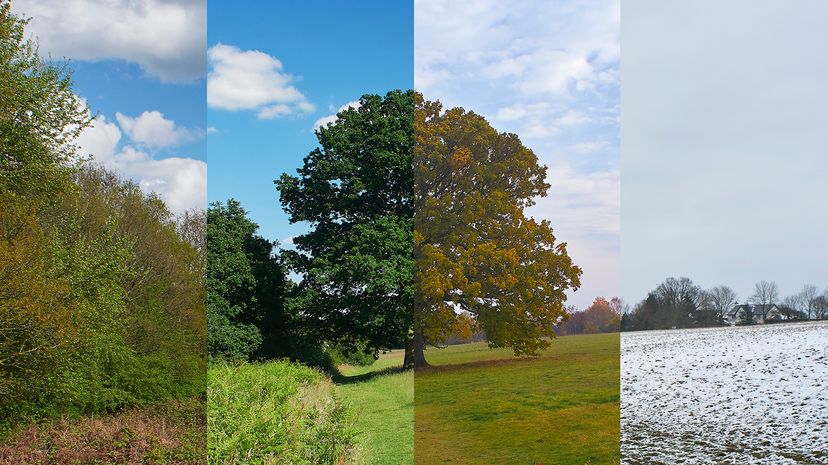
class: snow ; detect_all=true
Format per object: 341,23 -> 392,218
622,321 -> 828,464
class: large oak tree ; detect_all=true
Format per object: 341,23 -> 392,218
413,94 -> 581,366
276,90 -> 414,358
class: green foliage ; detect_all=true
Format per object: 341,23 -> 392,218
208,360 -> 354,464
0,1 -> 204,438
276,90 -> 414,357
0,1 -> 90,201
326,341 -> 376,368
207,199 -> 293,362
1,168 -> 207,433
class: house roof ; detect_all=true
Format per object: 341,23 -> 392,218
728,303 -> 778,317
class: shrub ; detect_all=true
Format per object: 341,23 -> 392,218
208,360 -> 354,464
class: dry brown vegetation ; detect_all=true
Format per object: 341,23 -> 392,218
0,397 -> 205,465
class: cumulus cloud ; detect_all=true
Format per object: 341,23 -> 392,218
76,115 -> 206,214
12,0 -> 206,83
312,100 -> 361,130
115,111 -> 201,148
207,44 -> 315,119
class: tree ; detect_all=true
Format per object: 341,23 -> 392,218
750,280 -> 779,319
412,94 -> 581,367
737,305 -> 756,326
207,199 -> 289,361
0,0 -> 90,200
814,294 -> 828,320
705,285 -> 738,323
799,284 -> 819,320
276,91 -> 414,361
558,297 -> 621,335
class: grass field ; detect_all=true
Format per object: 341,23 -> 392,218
335,350 -> 414,465
415,333 -> 620,465
206,354 -> 412,465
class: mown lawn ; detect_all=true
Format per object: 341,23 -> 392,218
415,333 -> 620,465
335,350 -> 414,465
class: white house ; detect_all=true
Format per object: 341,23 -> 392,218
725,304 -> 783,325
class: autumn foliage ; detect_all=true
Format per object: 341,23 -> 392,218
413,94 -> 581,365
0,4 -> 205,434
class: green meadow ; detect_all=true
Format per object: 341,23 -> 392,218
207,352 -> 413,465
335,350 -> 413,465
415,333 -> 620,465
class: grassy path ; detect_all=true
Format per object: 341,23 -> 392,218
336,350 -> 413,465
415,333 -> 620,465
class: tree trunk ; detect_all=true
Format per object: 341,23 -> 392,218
403,326 -> 430,369
403,331 -> 414,369
412,326 -> 429,368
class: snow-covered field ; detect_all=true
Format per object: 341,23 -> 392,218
622,321 -> 828,464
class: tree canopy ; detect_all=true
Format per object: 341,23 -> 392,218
413,94 -> 582,366
1,4 -> 205,431
275,90 -> 414,357
0,1 -> 89,201
206,199 -> 291,361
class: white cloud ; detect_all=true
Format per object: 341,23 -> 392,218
76,115 -> 206,214
115,110 -> 200,148
416,0 -> 620,309
207,44 -> 315,119
415,0 -> 619,98
207,126 -> 219,134
12,0 -> 206,83
312,100 -> 361,130
555,110 -> 591,127
571,140 -> 609,154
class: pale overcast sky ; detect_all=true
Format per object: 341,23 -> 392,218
622,0 -> 828,304
416,0 -> 620,310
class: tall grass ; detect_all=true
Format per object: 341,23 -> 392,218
208,361 -> 354,464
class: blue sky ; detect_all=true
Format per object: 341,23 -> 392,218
416,0 -> 620,309
207,1 -> 414,244
11,0 -> 207,214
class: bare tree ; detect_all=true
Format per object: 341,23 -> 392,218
705,286 -> 738,321
799,284 -> 819,320
750,280 -> 779,319
815,295 -> 828,320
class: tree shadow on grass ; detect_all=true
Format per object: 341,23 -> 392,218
330,365 -> 410,385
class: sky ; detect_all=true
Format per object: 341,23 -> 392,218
207,1 -> 414,246
622,0 -> 828,304
415,0 -> 621,310
11,0 -> 207,214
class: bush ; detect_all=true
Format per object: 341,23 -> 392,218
208,360 -> 354,464
326,341 -> 377,368
0,168 -> 206,434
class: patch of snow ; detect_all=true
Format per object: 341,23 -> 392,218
622,321 -> 828,464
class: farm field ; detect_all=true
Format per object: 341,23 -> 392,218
415,333 -> 621,465
622,321 -> 828,464
335,350 -> 413,465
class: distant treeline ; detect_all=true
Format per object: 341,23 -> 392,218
557,297 -> 622,335
1,6 -> 205,434
621,277 -> 828,331
439,297 -> 622,345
